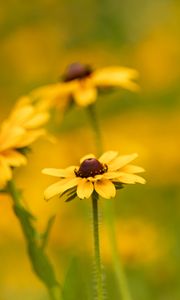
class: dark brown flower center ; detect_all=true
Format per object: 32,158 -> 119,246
63,63 -> 93,82
75,158 -> 108,178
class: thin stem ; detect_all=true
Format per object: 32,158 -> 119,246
87,103 -> 133,300
92,193 -> 104,300
104,202 -> 132,300
86,104 -> 103,156
7,180 -> 61,300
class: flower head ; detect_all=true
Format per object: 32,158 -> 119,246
0,97 -> 50,189
31,62 -> 139,109
42,151 -> 145,201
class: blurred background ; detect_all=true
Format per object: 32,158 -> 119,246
0,0 -> 180,299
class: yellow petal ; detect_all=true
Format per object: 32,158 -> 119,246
3,150 -> 27,167
44,177 -> 80,200
80,154 -> 95,163
121,164 -> 145,174
99,151 -> 118,164
42,166 -> 77,178
16,129 -> 46,148
73,81 -> 97,107
94,179 -> 116,199
0,126 -> 25,151
32,84 -> 60,99
103,171 -> 123,180
89,174 -> 104,181
24,112 -> 49,129
35,98 -> 54,110
77,179 -> 94,199
15,96 -> 32,108
31,82 -> 77,101
92,67 -> 139,91
44,180 -> 66,200
116,172 -> 146,184
117,80 -> 140,92
10,106 -> 34,126
108,153 -> 138,171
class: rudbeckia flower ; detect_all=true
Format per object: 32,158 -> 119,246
42,151 -> 145,201
0,98 -> 50,188
2,97 -> 49,148
31,62 -> 139,109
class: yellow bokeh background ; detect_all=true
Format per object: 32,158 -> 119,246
0,0 -> 180,299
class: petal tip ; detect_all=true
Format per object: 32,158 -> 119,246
42,168 -> 48,174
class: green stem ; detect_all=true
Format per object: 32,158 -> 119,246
104,202 -> 132,300
7,180 -> 61,300
92,193 -> 104,300
88,103 -> 133,300
86,104 -> 103,156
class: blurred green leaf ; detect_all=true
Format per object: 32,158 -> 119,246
41,215 -> 56,250
14,204 -> 59,288
62,257 -> 88,300
7,180 -> 60,295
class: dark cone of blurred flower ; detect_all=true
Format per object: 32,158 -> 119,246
63,62 -> 93,82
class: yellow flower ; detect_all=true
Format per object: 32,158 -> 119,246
0,97 -> 50,188
2,97 -> 49,148
31,63 -> 139,108
42,151 -> 145,201
0,125 -> 26,188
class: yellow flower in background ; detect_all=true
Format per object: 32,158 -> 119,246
31,62 -> 139,109
42,151 -> 145,201
2,96 -> 49,148
0,97 -> 50,188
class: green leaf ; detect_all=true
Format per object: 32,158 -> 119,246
17,146 -> 32,156
28,244 -> 59,288
13,204 -> 59,288
41,215 -> 56,250
113,182 -> 124,190
62,257 -> 88,300
13,204 -> 37,242
60,187 -> 77,198
65,193 -> 77,202
60,186 -> 77,202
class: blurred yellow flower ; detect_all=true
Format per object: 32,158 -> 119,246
0,97 -> 49,188
31,63 -> 139,109
42,150 -> 145,201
